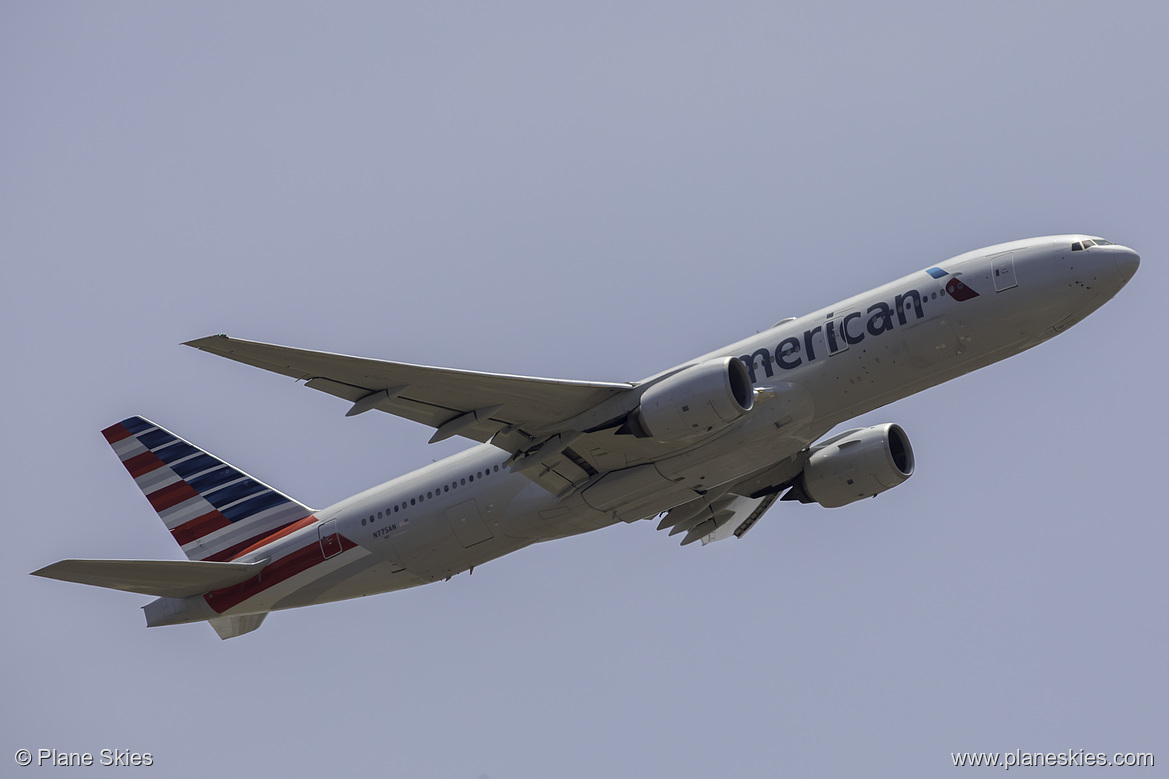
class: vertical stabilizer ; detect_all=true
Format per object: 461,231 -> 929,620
102,417 -> 315,562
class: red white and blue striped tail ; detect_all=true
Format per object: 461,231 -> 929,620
101,416 -> 315,563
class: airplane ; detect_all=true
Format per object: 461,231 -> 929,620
33,235 -> 1139,639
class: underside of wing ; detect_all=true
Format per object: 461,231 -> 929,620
184,335 -> 634,444
656,493 -> 780,545
653,454 -> 806,545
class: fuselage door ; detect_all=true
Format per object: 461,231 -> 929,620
992,253 -> 1018,291
319,519 -> 342,559
827,312 -> 862,355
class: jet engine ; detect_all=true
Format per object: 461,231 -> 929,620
621,357 -> 754,441
785,423 -> 914,508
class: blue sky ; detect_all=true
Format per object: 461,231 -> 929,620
3,3 -> 1164,777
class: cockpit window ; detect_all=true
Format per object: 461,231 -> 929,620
1073,238 -> 1113,251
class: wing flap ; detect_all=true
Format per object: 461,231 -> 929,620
657,493 -> 779,546
31,558 -> 268,598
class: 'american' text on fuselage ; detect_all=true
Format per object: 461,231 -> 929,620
740,286 -> 930,382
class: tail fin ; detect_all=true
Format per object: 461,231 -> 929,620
101,416 -> 315,562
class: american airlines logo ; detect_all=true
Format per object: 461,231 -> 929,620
738,268 -> 978,381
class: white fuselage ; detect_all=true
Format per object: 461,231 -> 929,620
146,235 -> 1138,625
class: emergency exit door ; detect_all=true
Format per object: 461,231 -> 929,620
319,519 -> 342,558
993,253 -> 1017,291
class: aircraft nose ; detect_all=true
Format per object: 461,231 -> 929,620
1114,246 -> 1141,282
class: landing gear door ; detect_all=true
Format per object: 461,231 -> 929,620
992,252 -> 1017,291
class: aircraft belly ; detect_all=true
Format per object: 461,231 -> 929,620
271,557 -> 429,610
445,499 -> 493,547
382,507 -> 535,581
383,519 -> 475,580
654,432 -> 809,487
582,464 -> 677,512
807,293 -> 1075,428
902,318 -> 964,368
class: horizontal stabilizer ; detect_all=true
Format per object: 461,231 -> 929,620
31,558 -> 268,598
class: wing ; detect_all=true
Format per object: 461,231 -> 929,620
184,335 -> 820,502
184,335 -> 634,444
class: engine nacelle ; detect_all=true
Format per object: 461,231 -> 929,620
623,357 -> 754,442
795,423 -> 914,508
